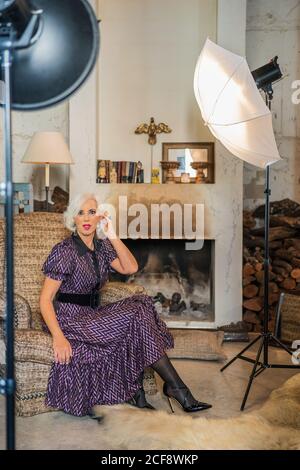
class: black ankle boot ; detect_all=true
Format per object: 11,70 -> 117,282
163,383 -> 212,413
127,388 -> 156,410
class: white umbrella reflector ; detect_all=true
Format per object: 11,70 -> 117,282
194,38 -> 281,169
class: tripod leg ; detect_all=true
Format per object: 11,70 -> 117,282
220,334 -> 261,372
270,335 -> 293,356
241,337 -> 264,411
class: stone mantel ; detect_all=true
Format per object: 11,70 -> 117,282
72,171 -> 240,242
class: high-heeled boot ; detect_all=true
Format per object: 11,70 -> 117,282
151,354 -> 212,413
127,372 -> 156,410
163,382 -> 212,413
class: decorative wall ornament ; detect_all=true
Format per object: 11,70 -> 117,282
135,117 -> 172,145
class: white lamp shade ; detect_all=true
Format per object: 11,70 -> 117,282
194,39 -> 281,169
22,132 -> 74,165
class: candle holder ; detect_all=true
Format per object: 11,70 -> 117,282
160,161 -> 180,183
190,161 -> 208,183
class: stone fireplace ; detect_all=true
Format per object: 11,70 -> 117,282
69,175 -> 243,328
110,239 -> 214,327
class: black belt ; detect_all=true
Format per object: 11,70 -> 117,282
56,291 -> 100,308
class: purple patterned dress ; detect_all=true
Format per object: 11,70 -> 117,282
41,233 -> 174,416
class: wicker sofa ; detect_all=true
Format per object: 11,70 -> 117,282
0,212 -> 157,417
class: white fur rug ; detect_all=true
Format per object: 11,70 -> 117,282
92,374 -> 300,450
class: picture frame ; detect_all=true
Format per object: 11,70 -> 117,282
0,182 -> 33,217
161,142 -> 215,184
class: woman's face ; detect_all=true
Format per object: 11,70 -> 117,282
74,198 -> 101,238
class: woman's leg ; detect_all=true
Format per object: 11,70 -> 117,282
151,354 -> 212,412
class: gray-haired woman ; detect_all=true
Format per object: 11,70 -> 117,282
39,193 -> 212,416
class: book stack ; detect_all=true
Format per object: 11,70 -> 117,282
96,160 -> 144,183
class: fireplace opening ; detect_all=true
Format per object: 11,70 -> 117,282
109,239 -> 215,324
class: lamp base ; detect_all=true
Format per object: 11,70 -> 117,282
45,185 -> 49,212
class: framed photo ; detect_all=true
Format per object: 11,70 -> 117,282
0,182 -> 33,217
162,142 -> 215,184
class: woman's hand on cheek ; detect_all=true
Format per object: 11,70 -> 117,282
100,212 -> 116,239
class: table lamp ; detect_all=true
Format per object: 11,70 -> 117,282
22,131 -> 74,211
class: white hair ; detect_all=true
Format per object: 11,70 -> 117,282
64,193 -> 103,237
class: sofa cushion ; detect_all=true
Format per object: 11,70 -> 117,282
167,329 -> 227,361
100,281 -> 147,305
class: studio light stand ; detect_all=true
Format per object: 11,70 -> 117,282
220,59 -> 300,410
0,45 -> 15,452
0,8 -> 42,450
0,0 -> 99,450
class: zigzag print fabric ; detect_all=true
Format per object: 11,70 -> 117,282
42,236 -> 174,416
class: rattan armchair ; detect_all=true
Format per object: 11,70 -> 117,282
0,213 -> 157,416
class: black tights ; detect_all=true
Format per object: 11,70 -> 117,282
151,354 -> 186,388
133,355 -> 198,407
150,354 -> 199,407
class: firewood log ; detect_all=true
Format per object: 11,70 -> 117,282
255,270 -> 277,283
255,262 -> 263,272
250,226 -> 297,241
280,277 -> 297,290
270,215 -> 300,228
291,268 -> 300,280
243,276 -> 256,286
273,258 -> 293,272
291,258 -> 300,268
274,249 -> 294,262
243,310 -> 261,324
253,199 -> 300,218
243,297 -> 263,312
243,284 -> 259,298
259,282 -> 279,296
244,238 -> 283,249
284,238 -> 300,251
243,263 -> 255,277
268,292 -> 280,305
254,251 -> 264,263
272,266 -> 289,278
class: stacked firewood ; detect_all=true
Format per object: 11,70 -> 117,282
243,198 -> 300,332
